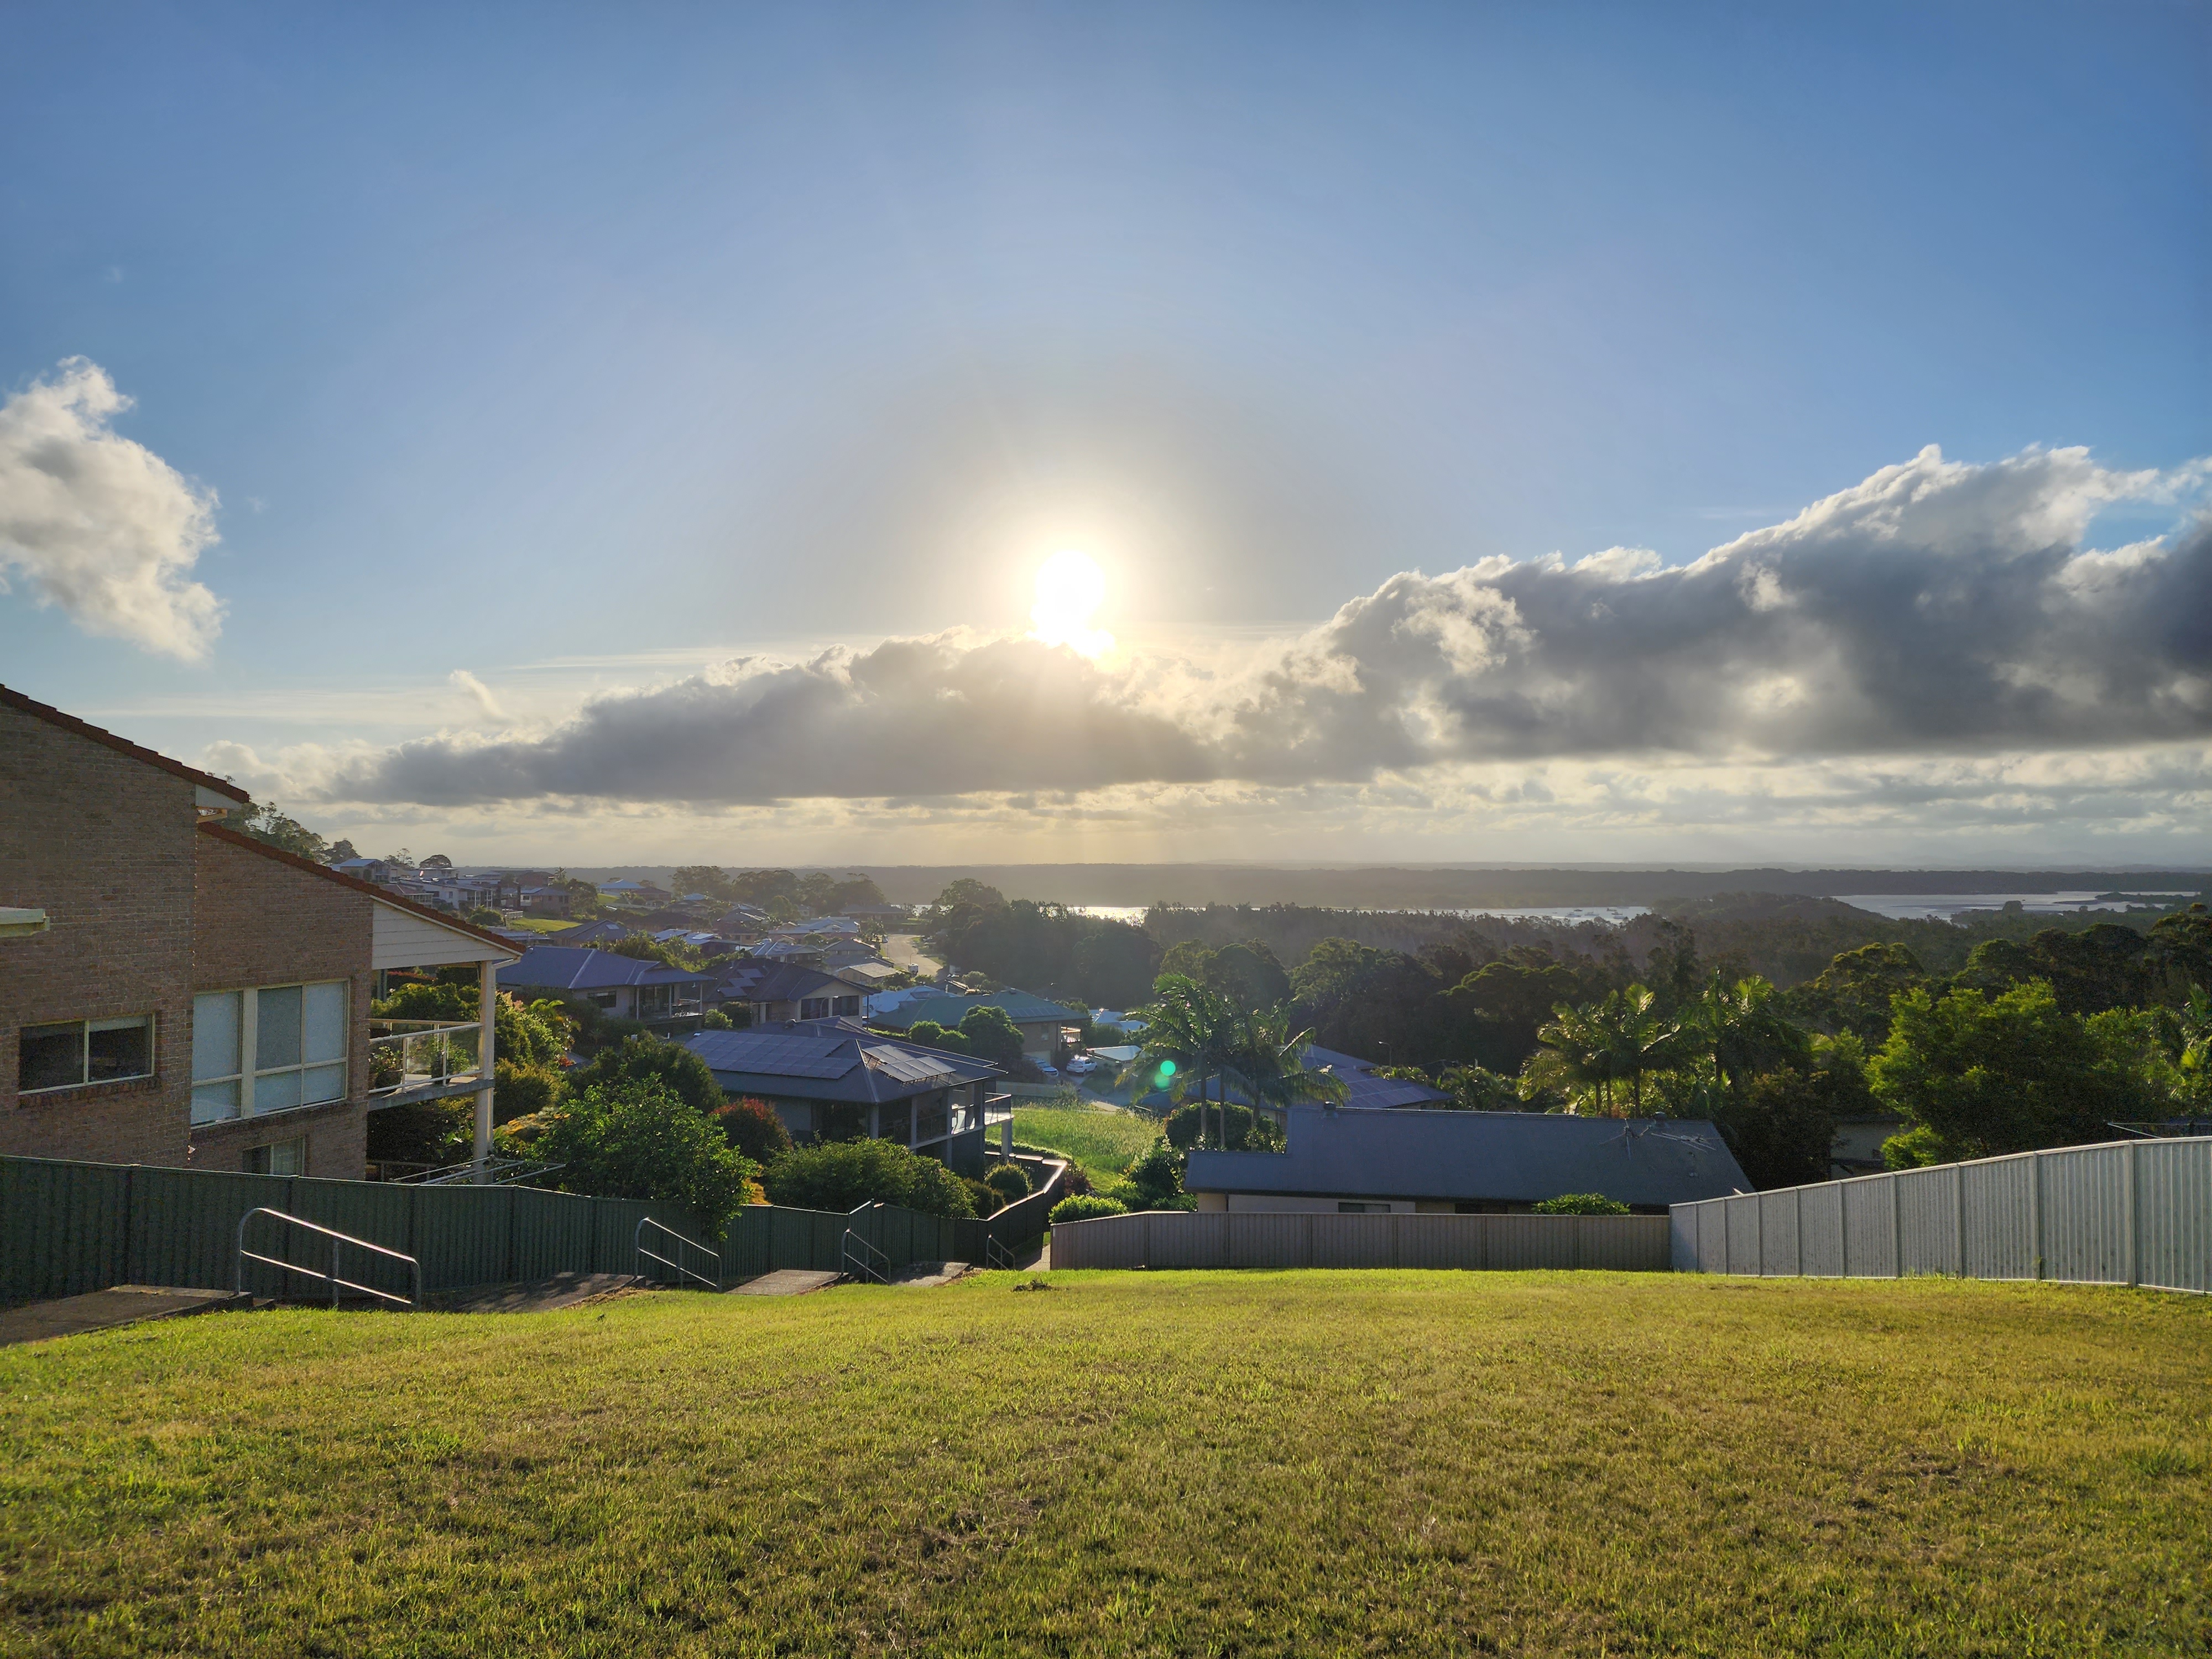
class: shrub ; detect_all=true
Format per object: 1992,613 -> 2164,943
762,1139 -> 977,1219
493,1060 -> 561,1126
906,1019 -> 972,1056
702,1009 -> 734,1030
568,1035 -> 723,1116
962,1175 -> 1000,1215
534,1079 -> 757,1232
983,1162 -> 1032,1206
366,1097 -> 471,1170
1165,1100 -> 1280,1152
712,1095 -> 794,1165
1532,1192 -> 1630,1215
1050,1193 -> 1128,1224
1118,1136 -> 1186,1209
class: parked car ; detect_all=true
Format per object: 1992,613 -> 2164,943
1065,1054 -> 1098,1075
1034,1061 -> 1060,1077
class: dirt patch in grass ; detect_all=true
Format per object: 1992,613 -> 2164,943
3,1273 -> 2208,1656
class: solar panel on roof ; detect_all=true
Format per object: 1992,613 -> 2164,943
688,1032 -> 859,1080
859,1045 -> 959,1084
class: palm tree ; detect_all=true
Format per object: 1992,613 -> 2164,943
1686,974 -> 1809,1109
1220,1004 -> 1348,1134
1118,975 -> 1242,1145
1526,985 -> 1682,1115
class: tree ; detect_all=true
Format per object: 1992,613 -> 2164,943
1870,980 -> 2156,1164
1782,942 -> 1929,1045
567,1035 -> 724,1117
1118,974 -> 1243,1146
956,1005 -> 1026,1071
936,878 -> 1006,912
670,865 -> 737,901
372,982 -> 576,1069
1432,1064 -> 1521,1111
1953,926 -> 2151,1016
1683,975 -> 1808,1110
1532,1192 -> 1630,1215
1165,1099 -> 1280,1151
761,1139 -> 976,1219
528,1079 -> 755,1232
1524,985 -> 1683,1115
1709,1035 -> 1870,1189
906,1020 -> 972,1056
711,1096 -> 793,1165
1446,959 -> 1587,1072
328,838 -> 359,862
234,801 -> 331,863
1112,1137 -> 1193,1211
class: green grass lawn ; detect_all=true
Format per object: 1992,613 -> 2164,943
1010,1102 -> 1162,1182
4,1273 -> 2208,1657
503,916 -> 580,934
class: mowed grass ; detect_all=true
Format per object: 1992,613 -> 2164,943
1011,1102 -> 1162,1182
4,1274 -> 2209,1657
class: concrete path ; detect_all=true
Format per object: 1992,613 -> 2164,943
430,1272 -> 641,1313
0,1285 -> 253,1347
729,1269 -> 843,1296
886,1260 -> 972,1288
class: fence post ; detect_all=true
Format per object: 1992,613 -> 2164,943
1953,1162 -> 1965,1279
1794,1186 -> 1804,1277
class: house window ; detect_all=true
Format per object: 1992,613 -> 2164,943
800,997 -> 830,1020
192,983 -> 348,1125
589,992 -> 618,1010
1337,1201 -> 1392,1214
18,1015 -> 155,1094
833,995 -> 859,1016
244,1136 -> 307,1176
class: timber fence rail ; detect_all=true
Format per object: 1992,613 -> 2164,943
1049,1210 -> 1671,1272
1669,1135 -> 2212,1293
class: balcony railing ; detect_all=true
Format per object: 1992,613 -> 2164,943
367,1019 -> 484,1100
983,1093 -> 1014,1126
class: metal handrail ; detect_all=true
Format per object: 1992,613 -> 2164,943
635,1215 -> 721,1290
393,1156 -> 565,1187
841,1202 -> 891,1284
983,1234 -> 1017,1271
236,1207 -> 421,1310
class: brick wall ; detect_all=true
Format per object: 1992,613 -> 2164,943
0,702 -> 197,1165
190,830 -> 375,1180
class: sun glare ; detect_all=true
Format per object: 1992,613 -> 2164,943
1030,548 -> 1114,658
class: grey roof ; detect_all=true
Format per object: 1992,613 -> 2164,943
1301,1045 -> 1454,1109
681,1021 -> 1001,1105
1186,1105 -> 1751,1208
497,945 -> 713,992
870,989 -> 1083,1031
713,961 -> 854,1004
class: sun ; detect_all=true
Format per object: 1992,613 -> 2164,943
1030,548 -> 1114,658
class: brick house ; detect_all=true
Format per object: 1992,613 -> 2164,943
2,685 -> 513,1180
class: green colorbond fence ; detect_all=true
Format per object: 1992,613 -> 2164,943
3,1153 -> 1066,1306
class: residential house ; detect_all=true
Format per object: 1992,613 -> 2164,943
497,946 -> 710,1030
841,902 -> 907,924
518,885 -> 573,917
1301,1044 -> 1454,1109
1184,1105 -> 1751,1215
2,685 -> 515,1180
329,856 -> 395,885
711,961 -> 863,1025
680,1019 -> 1008,1176
832,960 -> 904,995
597,879 -> 673,907
868,989 -> 1086,1060
558,918 -> 637,946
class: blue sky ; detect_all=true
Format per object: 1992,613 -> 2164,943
2,3 -> 2206,864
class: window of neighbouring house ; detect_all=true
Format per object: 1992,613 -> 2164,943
244,1135 -> 307,1175
18,1015 -> 155,1094
800,997 -> 830,1019
192,983 -> 348,1125
833,995 -> 859,1016
1337,1201 -> 1392,1214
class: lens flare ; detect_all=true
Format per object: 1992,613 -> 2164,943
1030,549 -> 1113,658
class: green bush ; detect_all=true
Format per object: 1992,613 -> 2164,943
1118,1136 -> 1187,1209
1050,1194 -> 1128,1224
702,1009 -> 734,1030
493,1060 -> 561,1126
983,1162 -> 1032,1206
762,1139 -> 977,1219
366,1097 -> 472,1170
568,1035 -> 723,1116
534,1079 -> 757,1232
1531,1192 -> 1630,1215
962,1175 -> 1000,1216
711,1095 -> 793,1165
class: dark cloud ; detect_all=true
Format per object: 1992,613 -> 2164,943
324,446 -> 2209,807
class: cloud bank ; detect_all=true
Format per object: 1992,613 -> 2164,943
255,445 -> 2208,814
0,359 -> 223,659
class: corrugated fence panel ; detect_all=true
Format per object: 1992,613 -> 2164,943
1671,1137 -> 2212,1295
1149,1212 -> 1229,1269
1583,1215 -> 1670,1272
1230,1213 -> 1313,1269
2042,1143 -> 2129,1286
1799,1185 -> 1845,1277
411,1184 -> 514,1292
133,1167 -> 298,1295
1757,1191 -> 1799,1276
1960,1156 -> 2034,1280
2137,1138 -> 2212,1294
279,1176 -> 422,1302
1490,1215 -> 1580,1271
1,1157 -> 131,1303
1310,1213 -> 1396,1269
1397,1215 -> 1474,1271
1670,1206 -> 1698,1273
1724,1199 -> 1760,1275
1896,1166 -> 1960,1277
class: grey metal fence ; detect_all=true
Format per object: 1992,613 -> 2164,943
1669,1136 -> 2212,1293
1050,1210 -> 1671,1272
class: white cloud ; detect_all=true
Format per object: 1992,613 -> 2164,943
448,669 -> 507,723
0,358 -> 223,659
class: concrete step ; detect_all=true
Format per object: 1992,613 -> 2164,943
427,1272 -> 643,1313
0,1285 -> 255,1347
728,1269 -> 843,1296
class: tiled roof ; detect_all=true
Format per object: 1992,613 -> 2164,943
869,989 -> 1083,1030
4,682 -> 250,800
682,1020 -> 1001,1104
497,945 -> 713,991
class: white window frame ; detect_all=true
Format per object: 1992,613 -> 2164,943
17,1014 -> 156,1094
192,982 -> 351,1126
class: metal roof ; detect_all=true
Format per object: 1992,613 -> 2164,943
870,989 -> 1084,1030
681,1021 -> 1002,1104
497,945 -> 713,991
1301,1045 -> 1455,1109
1186,1106 -> 1751,1209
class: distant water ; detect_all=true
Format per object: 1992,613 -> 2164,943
1835,892 -> 2196,922
1067,903 -> 1650,926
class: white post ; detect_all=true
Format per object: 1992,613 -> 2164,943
474,958 -> 498,1183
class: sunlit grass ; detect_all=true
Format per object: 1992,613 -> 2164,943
1011,1102 -> 1162,1182
3,1273 -> 2207,1656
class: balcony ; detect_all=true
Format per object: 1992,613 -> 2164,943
983,1092 -> 1014,1127
367,1019 -> 486,1109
